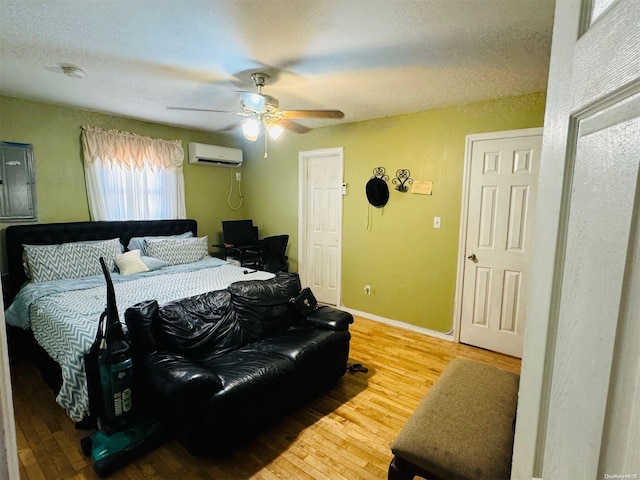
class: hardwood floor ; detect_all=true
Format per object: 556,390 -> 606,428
11,316 -> 520,479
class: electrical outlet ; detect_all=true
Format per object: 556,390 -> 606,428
364,285 -> 371,295
235,172 -> 242,181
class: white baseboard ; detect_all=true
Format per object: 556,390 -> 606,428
341,307 -> 454,342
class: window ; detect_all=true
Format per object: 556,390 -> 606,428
81,126 -> 185,221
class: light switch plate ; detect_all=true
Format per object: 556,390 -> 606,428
434,216 -> 441,228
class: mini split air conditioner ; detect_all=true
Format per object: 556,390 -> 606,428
188,142 -> 243,167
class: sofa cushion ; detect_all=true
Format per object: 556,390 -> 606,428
228,272 -> 302,341
157,289 -> 244,361
201,348 -> 295,406
145,351 -> 223,400
228,271 -> 301,305
247,326 -> 351,369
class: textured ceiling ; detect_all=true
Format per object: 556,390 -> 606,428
0,0 -> 555,137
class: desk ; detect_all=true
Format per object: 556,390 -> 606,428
212,242 -> 263,268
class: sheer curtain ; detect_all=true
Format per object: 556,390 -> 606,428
81,126 -> 186,220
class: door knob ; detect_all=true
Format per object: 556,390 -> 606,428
467,253 -> 477,262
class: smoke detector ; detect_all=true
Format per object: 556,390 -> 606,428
61,65 -> 86,79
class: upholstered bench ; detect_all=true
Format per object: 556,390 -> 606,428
388,358 -> 520,480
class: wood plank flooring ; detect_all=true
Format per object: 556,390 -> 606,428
11,316 -> 520,479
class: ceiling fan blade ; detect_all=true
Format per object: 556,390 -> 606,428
167,106 -> 244,115
218,121 -> 243,132
276,119 -> 312,134
281,110 -> 345,119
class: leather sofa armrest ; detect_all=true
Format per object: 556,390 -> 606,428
304,306 -> 354,331
143,351 -> 222,401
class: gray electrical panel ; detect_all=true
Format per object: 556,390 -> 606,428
0,141 -> 37,221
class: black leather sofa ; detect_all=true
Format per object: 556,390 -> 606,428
124,272 -> 353,454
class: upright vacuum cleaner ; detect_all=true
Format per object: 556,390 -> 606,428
81,257 -> 168,476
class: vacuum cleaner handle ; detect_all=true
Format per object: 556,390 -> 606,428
99,257 -> 121,332
97,257 -> 135,432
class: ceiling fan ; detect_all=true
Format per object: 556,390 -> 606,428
168,72 -> 345,141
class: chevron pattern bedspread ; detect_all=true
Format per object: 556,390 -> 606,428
11,258 -> 273,422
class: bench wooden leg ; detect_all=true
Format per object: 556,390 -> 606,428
388,456 -> 414,480
388,455 -> 444,480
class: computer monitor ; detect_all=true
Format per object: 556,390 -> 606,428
222,220 -> 257,245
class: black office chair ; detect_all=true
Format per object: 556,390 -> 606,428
261,235 -> 289,272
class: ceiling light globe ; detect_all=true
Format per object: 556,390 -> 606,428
268,124 -> 284,140
243,119 -> 260,142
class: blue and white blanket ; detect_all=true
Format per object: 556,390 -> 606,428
5,257 -> 273,422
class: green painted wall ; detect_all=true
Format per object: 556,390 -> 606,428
1,92 -> 545,333
242,92 -> 546,332
0,95 -> 247,272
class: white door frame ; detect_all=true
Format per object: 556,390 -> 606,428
452,127 -> 543,343
0,280 -> 19,480
298,147 -> 344,307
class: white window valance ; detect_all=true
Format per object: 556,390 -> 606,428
81,126 -> 186,221
81,125 -> 184,171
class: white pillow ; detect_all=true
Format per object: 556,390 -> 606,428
144,236 -> 209,266
114,250 -> 149,276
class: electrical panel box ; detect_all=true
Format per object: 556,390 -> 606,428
0,141 -> 37,221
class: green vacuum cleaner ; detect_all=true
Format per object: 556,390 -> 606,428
81,257 -> 168,476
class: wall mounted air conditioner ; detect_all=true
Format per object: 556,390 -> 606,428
188,142 -> 243,167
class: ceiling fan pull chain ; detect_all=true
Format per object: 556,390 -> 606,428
264,130 -> 269,159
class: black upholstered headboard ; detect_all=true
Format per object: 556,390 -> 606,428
4,219 -> 197,303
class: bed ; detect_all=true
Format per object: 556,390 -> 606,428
4,219 -> 274,422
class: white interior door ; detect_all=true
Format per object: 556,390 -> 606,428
459,130 -> 542,358
512,0 -> 640,478
299,148 -> 343,306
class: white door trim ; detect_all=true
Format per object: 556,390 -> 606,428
452,127 -> 544,343
0,280 -> 19,480
298,147 -> 344,307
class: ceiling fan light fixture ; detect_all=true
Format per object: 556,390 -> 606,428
241,93 -> 266,112
171,71 -> 342,151
242,118 -> 260,142
267,123 -> 284,140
